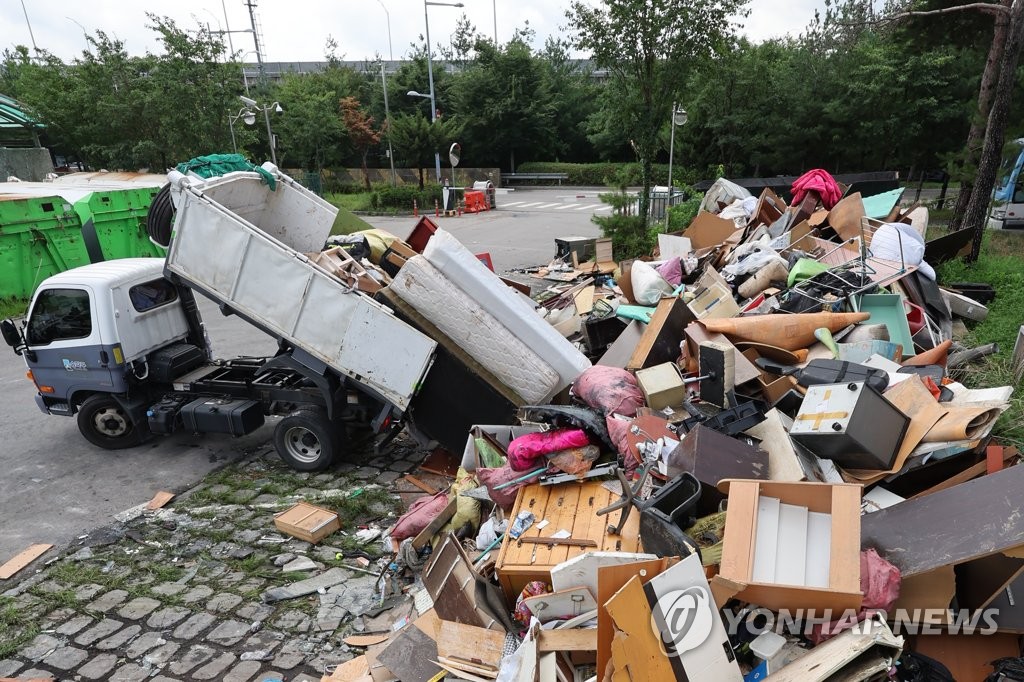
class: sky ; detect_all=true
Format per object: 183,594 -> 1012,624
3,0 -> 826,65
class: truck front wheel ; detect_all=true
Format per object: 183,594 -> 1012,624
77,395 -> 147,449
274,407 -> 340,471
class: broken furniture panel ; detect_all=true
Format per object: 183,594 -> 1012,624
766,614 -> 903,681
423,532 -> 513,632
666,425 -> 769,515
495,481 -> 644,600
626,297 -> 695,371
718,480 -> 863,612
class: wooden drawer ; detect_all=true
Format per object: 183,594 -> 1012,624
495,480 -> 643,600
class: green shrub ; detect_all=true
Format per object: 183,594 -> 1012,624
666,186 -> 704,231
372,183 -> 444,210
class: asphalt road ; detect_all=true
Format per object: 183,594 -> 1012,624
0,188 -> 603,563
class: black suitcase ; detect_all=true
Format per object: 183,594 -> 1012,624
149,343 -> 205,383
181,397 -> 264,436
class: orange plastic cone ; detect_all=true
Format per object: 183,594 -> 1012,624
701,312 -> 871,351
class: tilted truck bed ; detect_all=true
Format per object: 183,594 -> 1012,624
164,167 -> 436,411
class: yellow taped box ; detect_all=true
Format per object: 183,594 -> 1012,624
274,502 -> 341,544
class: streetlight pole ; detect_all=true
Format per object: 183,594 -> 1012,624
239,96 -> 281,166
423,0 -> 464,184
381,63 -> 396,186
228,107 -> 250,153
665,102 -> 687,230
376,0 -> 393,61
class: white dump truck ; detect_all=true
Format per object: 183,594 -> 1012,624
1,166 -> 440,470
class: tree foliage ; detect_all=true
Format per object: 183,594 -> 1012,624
565,0 -> 750,231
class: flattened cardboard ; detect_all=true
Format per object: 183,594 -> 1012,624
826,192 -> 865,241
0,543 -> 53,580
684,212 -> 742,250
273,502 -> 341,544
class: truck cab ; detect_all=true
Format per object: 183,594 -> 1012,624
3,258 -> 196,446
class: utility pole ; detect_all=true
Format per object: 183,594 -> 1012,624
244,0 -> 266,84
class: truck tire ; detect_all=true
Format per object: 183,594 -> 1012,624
77,394 -> 147,449
274,407 -> 340,471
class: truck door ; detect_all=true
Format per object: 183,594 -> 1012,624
24,286 -> 123,407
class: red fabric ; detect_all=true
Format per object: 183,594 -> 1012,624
507,428 -> 590,471
573,366 -> 646,417
808,548 -> 901,644
478,465 -> 544,511
390,491 -> 449,541
791,169 -> 842,210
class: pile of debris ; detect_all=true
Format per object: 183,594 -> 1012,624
305,169 -> 1021,681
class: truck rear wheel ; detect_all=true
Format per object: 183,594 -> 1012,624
274,407 -> 341,471
77,395 -> 147,450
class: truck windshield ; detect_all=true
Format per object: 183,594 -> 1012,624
26,288 -> 92,345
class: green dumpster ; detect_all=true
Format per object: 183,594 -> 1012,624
0,195 -> 92,299
72,187 -> 166,262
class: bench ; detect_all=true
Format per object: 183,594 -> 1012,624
502,172 -> 570,185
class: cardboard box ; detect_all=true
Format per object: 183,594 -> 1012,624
717,479 -> 863,613
635,362 -> 686,410
274,502 -> 341,544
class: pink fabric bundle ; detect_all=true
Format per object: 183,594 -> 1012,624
478,465 -> 544,511
573,366 -> 645,417
390,491 -> 449,541
807,548 -> 901,643
507,428 -> 590,471
790,169 -> 842,210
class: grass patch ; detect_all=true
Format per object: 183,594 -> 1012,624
321,486 -> 399,527
936,230 -> 1024,445
0,297 -> 27,319
0,597 -> 39,659
326,192 -> 374,213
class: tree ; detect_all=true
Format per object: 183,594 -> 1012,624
340,97 -> 382,189
390,113 -> 458,187
565,0 -> 749,236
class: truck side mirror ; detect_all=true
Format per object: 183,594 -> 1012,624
1,319 -> 24,355
1,319 -> 21,346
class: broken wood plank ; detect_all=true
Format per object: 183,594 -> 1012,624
432,661 -> 492,682
403,475 -> 440,495
145,490 -> 175,510
324,655 -> 371,681
605,575 -> 676,681
0,543 -> 53,580
538,628 -> 597,652
436,620 -> 505,671
437,656 -> 499,678
343,634 -> 391,648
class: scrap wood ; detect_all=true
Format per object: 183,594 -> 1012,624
433,660 -> 493,682
605,575 -> 676,681
145,490 -> 175,510
910,446 -> 1018,499
419,448 -> 461,478
403,474 -> 440,495
344,634 -> 391,647
437,620 -> 505,671
323,655 -> 372,681
538,628 -> 597,652
437,656 -> 499,678
0,543 -> 53,580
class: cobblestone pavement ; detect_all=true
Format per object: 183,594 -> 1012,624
0,437 -> 428,681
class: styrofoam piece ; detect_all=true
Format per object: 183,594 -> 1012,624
390,255 -> 559,403
423,229 -> 591,395
550,551 -> 658,598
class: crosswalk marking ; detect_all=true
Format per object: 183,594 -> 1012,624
516,202 -> 544,208
554,204 -> 576,210
574,204 -> 602,211
534,202 -> 564,209
500,201 -> 524,207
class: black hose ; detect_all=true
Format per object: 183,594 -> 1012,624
146,183 -> 175,248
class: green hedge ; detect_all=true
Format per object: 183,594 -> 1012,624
371,183 -> 444,210
515,162 -> 699,187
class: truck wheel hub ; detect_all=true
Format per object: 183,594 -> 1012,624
93,407 -> 129,437
283,427 -> 322,464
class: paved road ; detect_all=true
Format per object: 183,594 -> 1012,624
0,188 -> 602,563
364,187 -> 605,273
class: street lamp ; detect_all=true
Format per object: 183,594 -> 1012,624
422,0 -> 464,183
227,106 -> 254,153
665,102 -> 688,229
238,95 -> 283,166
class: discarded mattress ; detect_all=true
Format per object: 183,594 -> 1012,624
423,229 -> 591,391
390,255 -> 560,403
